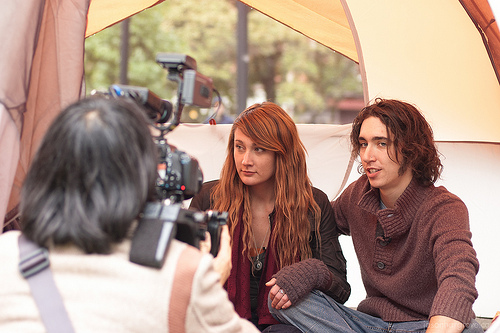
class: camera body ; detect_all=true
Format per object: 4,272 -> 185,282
114,53 -> 227,269
155,137 -> 203,201
130,202 -> 227,268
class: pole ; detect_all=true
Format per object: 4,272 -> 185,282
236,2 -> 249,114
120,18 -> 130,85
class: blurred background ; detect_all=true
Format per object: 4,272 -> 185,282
84,0 -> 364,124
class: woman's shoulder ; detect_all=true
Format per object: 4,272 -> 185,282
190,180 -> 220,211
311,186 -> 330,203
0,230 -> 21,269
0,229 -> 21,246
200,179 -> 219,191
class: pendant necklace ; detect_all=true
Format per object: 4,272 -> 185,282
252,217 -> 270,272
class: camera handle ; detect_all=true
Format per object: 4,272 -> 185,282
129,202 -> 180,268
162,68 -> 185,134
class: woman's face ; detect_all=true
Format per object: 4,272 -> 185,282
233,128 -> 276,188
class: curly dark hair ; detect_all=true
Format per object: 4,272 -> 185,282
350,98 -> 442,186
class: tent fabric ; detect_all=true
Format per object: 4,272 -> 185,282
1,0 -> 89,230
85,0 -> 164,37
345,0 -> 500,142
0,108 -> 20,232
237,0 -> 500,85
0,0 -> 45,131
0,0 -> 43,230
240,0 -> 500,143
238,0 -> 357,62
461,0 -> 500,82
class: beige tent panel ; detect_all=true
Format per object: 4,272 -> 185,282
240,0 -> 357,62
240,0 -> 500,143
346,0 -> 500,142
86,0 -> 164,37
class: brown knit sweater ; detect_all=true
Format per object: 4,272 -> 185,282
333,175 -> 479,325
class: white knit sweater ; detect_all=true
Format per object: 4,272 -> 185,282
0,230 -> 258,333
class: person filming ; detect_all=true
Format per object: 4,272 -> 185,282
0,96 -> 258,333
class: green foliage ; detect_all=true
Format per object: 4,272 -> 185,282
84,0 -> 362,123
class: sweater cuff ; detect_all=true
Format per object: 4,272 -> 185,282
430,291 -> 475,325
324,271 -> 350,304
273,258 -> 331,304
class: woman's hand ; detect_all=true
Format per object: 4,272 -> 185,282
267,258 -> 332,308
200,225 -> 232,285
266,278 -> 292,310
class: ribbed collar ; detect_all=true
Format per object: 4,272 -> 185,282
358,176 -> 430,239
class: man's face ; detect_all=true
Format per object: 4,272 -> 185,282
358,116 -> 412,202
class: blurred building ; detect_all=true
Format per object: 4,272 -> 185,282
332,96 -> 365,124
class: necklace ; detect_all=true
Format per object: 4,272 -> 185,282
251,217 -> 270,272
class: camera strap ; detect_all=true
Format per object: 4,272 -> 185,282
18,234 -> 75,333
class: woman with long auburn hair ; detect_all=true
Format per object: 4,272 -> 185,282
190,102 -> 350,331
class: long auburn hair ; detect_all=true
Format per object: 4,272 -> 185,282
351,98 -> 443,186
211,102 -> 321,269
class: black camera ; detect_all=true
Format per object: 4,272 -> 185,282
154,135 -> 203,202
106,54 -> 227,268
129,202 -> 227,268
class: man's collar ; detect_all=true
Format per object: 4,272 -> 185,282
358,177 -> 429,239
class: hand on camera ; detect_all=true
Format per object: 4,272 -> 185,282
200,225 -> 232,285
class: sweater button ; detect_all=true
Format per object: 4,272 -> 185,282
377,262 -> 385,270
379,240 -> 389,246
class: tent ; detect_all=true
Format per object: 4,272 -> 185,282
1,0 -> 499,319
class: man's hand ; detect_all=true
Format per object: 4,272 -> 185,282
266,278 -> 292,310
426,315 -> 465,333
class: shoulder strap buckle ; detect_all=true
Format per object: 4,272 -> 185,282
19,247 -> 50,278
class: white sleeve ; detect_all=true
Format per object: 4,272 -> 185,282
185,253 -> 259,333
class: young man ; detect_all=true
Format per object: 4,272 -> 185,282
268,99 -> 481,333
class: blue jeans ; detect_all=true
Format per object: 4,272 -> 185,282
269,290 -> 483,333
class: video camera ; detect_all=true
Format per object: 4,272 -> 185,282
102,53 -> 227,268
